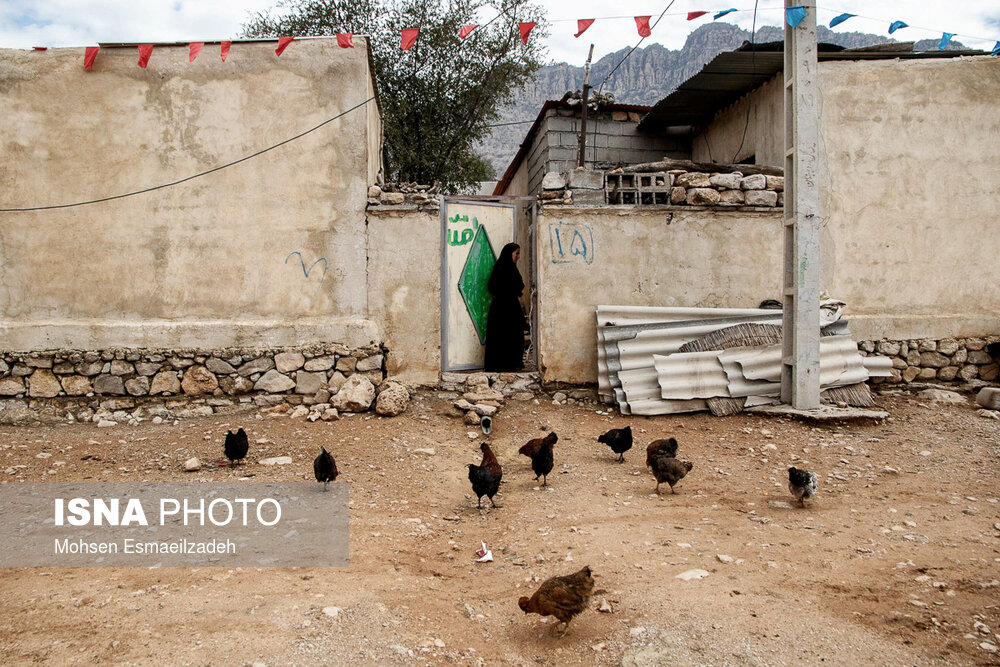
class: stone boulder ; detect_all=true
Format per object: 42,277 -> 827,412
181,365 -> 219,395
254,370 -> 296,393
686,188 -> 722,206
330,374 -> 376,412
28,369 -> 61,398
61,376 -> 93,396
0,377 -> 25,396
675,172 -> 711,188
149,371 -> 181,395
375,382 -> 410,416
275,351 -> 305,373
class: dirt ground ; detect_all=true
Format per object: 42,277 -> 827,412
1,387 -> 999,666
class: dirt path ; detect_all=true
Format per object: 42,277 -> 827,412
1,390 -> 999,666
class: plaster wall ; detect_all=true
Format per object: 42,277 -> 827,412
692,56 -> 1000,340
0,38 -> 382,351
535,206 -> 784,383
366,208 -> 441,385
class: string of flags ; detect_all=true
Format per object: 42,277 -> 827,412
65,4 -> 1000,70
789,6 -> 998,54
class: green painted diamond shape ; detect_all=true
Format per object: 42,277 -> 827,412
457,224 -> 497,345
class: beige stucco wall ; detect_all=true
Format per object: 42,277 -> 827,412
366,208 -> 441,385
692,56 -> 1000,341
693,73 -> 785,167
0,38 -> 383,351
536,206 -> 783,383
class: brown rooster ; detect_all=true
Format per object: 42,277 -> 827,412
645,437 -> 678,467
518,431 -> 558,459
518,566 -> 595,635
519,431 -> 557,486
468,442 -> 503,509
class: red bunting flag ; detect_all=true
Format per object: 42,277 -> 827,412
635,16 -> 651,37
137,44 -> 153,68
518,22 -> 536,44
575,19 -> 594,38
401,28 -> 419,50
336,33 -> 354,48
459,24 -> 477,39
84,46 -> 99,70
687,11 -> 708,20
189,42 -> 204,62
275,36 -> 294,56
33,46 -> 47,51
221,41 -> 231,61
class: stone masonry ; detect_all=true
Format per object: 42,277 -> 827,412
0,343 -> 387,425
859,337 -> 999,385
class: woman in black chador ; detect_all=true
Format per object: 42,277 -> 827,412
484,242 -> 527,371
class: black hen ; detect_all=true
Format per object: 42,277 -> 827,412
646,437 -> 678,466
598,426 -> 632,462
224,428 -> 249,467
313,447 -> 338,491
788,466 -> 818,506
468,442 -> 502,509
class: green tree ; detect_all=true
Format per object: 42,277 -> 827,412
244,0 -> 546,193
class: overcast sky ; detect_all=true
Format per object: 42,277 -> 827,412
1,1 -> 997,64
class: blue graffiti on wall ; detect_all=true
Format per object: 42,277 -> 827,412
548,221 -> 594,264
285,251 -> 328,279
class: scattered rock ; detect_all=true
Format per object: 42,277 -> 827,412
598,599 -> 613,613
260,456 -> 293,466
322,606 -> 343,618
330,374 -> 376,412
675,569 -> 710,581
768,500 -> 794,510
717,554 -> 734,564
375,382 -> 410,416
183,457 -> 200,472
413,448 -> 435,456
918,388 -> 965,403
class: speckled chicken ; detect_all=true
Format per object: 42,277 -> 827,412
598,426 -> 632,462
788,466 -> 818,506
648,453 -> 692,494
519,432 -> 557,486
518,566 -> 595,635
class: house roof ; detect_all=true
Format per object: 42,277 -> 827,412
493,99 -> 652,196
637,42 -> 989,132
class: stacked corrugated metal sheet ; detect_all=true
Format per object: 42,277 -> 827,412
597,306 -> 892,416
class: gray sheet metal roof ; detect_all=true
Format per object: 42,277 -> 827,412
638,43 -> 989,132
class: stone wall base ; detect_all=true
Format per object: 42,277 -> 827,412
859,337 -> 999,384
0,343 -> 386,425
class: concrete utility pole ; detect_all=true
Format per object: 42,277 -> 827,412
577,44 -> 595,168
780,0 -> 822,409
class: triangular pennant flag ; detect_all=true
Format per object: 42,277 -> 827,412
221,41 -> 231,61
888,21 -> 908,35
635,16 -> 651,37
137,44 -> 153,68
401,28 -> 419,50
829,13 -> 855,28
938,33 -> 955,50
714,9 -> 737,20
189,42 -> 204,62
337,33 -> 354,48
992,41 -> 999,56
459,24 -> 477,39
785,6 -> 807,28
518,22 -> 536,44
84,46 -> 99,70
275,36 -> 294,55
575,19 -> 595,38
687,11 -> 708,21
